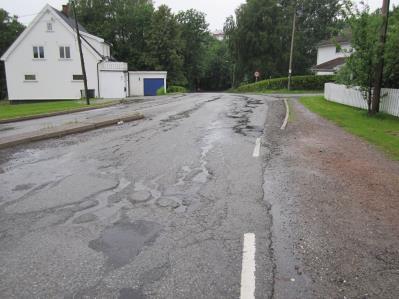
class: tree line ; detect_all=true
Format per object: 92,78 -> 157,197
1,0 -> 398,98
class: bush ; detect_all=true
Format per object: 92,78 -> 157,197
167,85 -> 187,93
156,87 -> 167,96
234,75 -> 336,92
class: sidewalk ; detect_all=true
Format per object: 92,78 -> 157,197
0,105 -> 144,149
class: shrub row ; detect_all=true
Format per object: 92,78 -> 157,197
234,75 -> 336,92
167,85 -> 187,93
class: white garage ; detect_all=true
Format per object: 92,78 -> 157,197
99,61 -> 128,99
129,71 -> 167,96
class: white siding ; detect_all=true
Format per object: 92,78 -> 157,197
3,9 -> 100,100
324,83 -> 399,117
317,43 -> 352,65
128,72 -> 167,96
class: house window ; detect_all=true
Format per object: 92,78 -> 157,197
33,46 -> 44,59
24,74 -> 36,81
73,74 -> 84,81
47,22 -> 53,31
59,46 -> 71,59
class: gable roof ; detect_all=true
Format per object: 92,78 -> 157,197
1,4 -> 104,61
318,34 -> 352,48
312,57 -> 346,72
51,6 -> 89,34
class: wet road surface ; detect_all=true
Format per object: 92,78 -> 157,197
0,93 -> 284,298
1,93 -> 398,298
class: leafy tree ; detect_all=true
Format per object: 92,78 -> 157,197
145,5 -> 186,85
202,37 -> 232,91
74,0 -> 155,69
0,9 -> 25,99
176,9 -> 209,90
224,0 -> 350,85
336,6 -> 399,113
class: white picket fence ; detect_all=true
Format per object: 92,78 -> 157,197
324,83 -> 399,117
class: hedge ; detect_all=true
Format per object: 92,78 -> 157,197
234,75 -> 335,92
167,85 -> 187,93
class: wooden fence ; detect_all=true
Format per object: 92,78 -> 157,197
324,83 -> 399,117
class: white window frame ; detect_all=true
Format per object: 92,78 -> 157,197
46,22 -> 53,32
24,74 -> 37,82
59,46 -> 71,60
72,74 -> 84,81
33,46 -> 45,59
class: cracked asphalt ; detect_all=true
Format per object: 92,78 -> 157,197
1,93 -> 398,298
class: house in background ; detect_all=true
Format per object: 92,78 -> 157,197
312,35 -> 353,75
212,30 -> 225,41
0,4 -> 167,101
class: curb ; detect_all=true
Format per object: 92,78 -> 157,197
0,112 -> 144,149
0,101 -> 122,124
280,99 -> 290,130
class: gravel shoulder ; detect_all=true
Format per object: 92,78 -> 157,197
264,99 -> 399,298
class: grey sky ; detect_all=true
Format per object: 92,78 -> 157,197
1,0 -> 398,30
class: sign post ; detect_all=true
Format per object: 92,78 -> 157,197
254,71 -> 260,82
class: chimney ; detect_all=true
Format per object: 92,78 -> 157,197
62,4 -> 69,17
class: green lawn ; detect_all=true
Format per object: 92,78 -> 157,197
300,96 -> 399,160
0,100 -> 114,121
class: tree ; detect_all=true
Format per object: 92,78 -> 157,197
145,5 -> 186,85
176,9 -> 209,90
224,0 -> 350,85
336,5 -> 399,114
0,9 -> 25,99
202,37 -> 232,91
74,0 -> 155,69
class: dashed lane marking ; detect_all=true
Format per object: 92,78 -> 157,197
253,138 -> 261,157
240,233 -> 256,299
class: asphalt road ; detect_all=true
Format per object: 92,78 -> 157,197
0,93 -> 286,298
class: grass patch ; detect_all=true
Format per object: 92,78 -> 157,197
300,96 -> 399,160
0,100 -> 114,121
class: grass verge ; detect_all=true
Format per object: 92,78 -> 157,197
0,100 -> 115,121
300,96 -> 399,160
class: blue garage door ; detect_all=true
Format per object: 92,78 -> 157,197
144,78 -> 164,96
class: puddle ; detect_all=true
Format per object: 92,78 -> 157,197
89,220 -> 161,269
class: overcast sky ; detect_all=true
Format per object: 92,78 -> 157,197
2,0 -> 398,30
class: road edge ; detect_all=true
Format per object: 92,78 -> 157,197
280,99 -> 290,130
0,113 -> 144,149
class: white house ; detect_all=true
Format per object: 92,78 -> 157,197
1,4 -> 128,101
312,35 -> 353,75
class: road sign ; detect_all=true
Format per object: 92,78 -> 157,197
254,71 -> 260,78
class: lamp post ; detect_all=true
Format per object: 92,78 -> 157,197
287,3 -> 298,91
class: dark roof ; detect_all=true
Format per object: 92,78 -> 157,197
318,34 -> 352,47
51,6 -> 89,33
312,57 -> 346,71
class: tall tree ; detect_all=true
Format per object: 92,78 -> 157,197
176,9 -> 209,90
145,5 -> 186,85
74,0 -> 154,69
224,0 -> 350,85
0,9 -> 25,99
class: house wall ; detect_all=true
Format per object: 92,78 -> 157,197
129,72 -> 167,96
317,43 -> 352,65
4,8 -> 100,100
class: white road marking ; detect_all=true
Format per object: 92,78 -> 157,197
280,99 -> 290,130
240,233 -> 256,299
252,138 -> 261,157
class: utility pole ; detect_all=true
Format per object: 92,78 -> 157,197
371,0 -> 390,114
287,4 -> 297,91
71,0 -> 90,105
